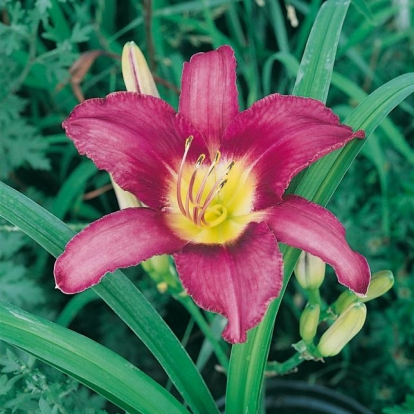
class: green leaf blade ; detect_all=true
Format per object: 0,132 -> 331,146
0,300 -> 190,414
293,0 -> 351,102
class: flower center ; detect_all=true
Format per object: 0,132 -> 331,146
176,136 -> 235,229
167,136 -> 257,244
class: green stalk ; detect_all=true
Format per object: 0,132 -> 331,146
267,352 -> 305,375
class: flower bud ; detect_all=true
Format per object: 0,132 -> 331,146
122,41 -> 159,97
331,289 -> 359,315
113,41 -> 160,208
294,251 -> 326,291
299,303 -> 320,343
111,177 -> 141,209
142,255 -> 180,292
317,302 -> 367,357
358,270 -> 394,303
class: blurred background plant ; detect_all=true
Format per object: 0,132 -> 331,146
0,0 -> 413,412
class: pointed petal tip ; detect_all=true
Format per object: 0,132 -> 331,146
222,326 -> 247,344
354,129 -> 365,139
174,222 -> 283,344
53,209 -> 185,296
54,253 -> 103,294
338,252 -> 371,296
179,44 -> 239,153
222,94 -> 366,209
267,195 -> 371,298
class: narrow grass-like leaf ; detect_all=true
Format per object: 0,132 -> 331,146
153,0 -> 239,16
338,6 -> 397,58
351,0 -> 374,22
331,72 -> 414,166
0,182 -> 220,414
293,0 -> 351,101
178,295 -> 229,371
262,51 -> 298,95
55,289 -> 99,327
0,300 -> 189,414
293,0 -> 323,58
49,0 -> 72,40
196,315 -> 228,372
267,0 -> 289,53
51,160 -> 98,219
361,136 -> 390,234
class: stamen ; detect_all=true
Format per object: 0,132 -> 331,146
176,144 -> 236,228
194,159 -> 234,226
194,150 -> 221,207
186,154 -> 205,214
176,136 -> 194,217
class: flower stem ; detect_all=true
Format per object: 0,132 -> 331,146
266,352 -> 305,375
177,295 -> 229,371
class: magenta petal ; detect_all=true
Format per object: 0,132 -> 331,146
221,94 -> 364,209
179,46 -> 239,157
63,92 -> 207,210
174,222 -> 283,343
54,208 -> 186,294
265,195 -> 370,294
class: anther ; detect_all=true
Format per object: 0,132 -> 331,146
177,136 -> 195,217
218,179 -> 228,191
207,151 -> 221,177
226,161 -> 235,174
196,154 -> 205,166
187,154 -> 206,210
185,135 -> 194,148
194,151 -> 220,206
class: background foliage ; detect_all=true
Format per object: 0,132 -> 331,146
1,0 -> 413,412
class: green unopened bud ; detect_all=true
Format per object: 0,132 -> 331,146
111,41 -> 160,209
359,270 -> 394,303
299,303 -> 320,343
142,255 -> 179,291
122,41 -> 159,97
317,302 -> 367,357
145,255 -> 171,275
331,289 -> 359,315
294,251 -> 326,291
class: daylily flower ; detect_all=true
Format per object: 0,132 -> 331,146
54,45 -> 370,343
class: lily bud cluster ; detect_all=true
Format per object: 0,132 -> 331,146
295,255 -> 394,358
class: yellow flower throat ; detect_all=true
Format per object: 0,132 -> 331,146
168,136 -> 256,244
